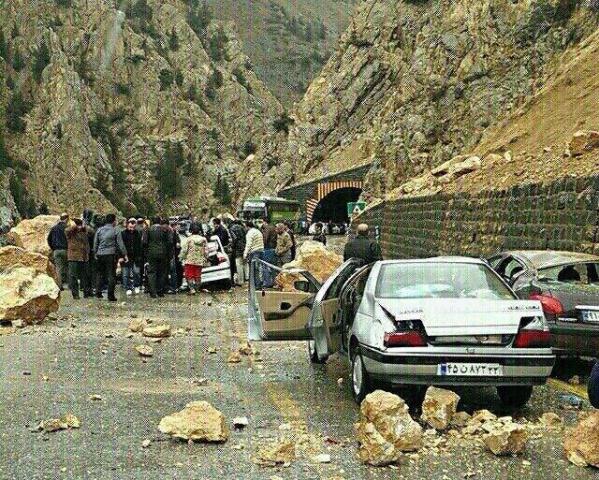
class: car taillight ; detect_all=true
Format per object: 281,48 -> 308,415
529,293 -> 564,315
513,316 -> 551,348
384,331 -> 427,347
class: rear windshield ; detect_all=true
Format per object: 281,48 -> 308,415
376,263 -> 515,300
538,262 -> 599,284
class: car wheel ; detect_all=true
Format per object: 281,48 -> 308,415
307,340 -> 326,364
221,278 -> 232,290
351,351 -> 372,404
496,386 -> 533,408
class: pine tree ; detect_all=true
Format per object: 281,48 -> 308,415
188,0 -> 212,36
156,143 -> 181,199
168,27 -> 179,51
208,27 -> 228,61
11,24 -> 19,39
174,69 -> 184,87
6,91 -> 31,133
220,177 -> 231,205
318,21 -> 327,40
159,69 -> 174,90
304,23 -> 313,42
0,30 -> 7,60
11,48 -> 24,71
32,41 -> 51,83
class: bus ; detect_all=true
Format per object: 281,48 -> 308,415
239,197 -> 301,225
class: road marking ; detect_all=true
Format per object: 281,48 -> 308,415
547,378 -> 589,400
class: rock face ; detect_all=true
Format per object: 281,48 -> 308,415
275,241 -> 342,292
0,246 -> 57,280
9,216 -> 59,257
354,390 -> 423,466
421,387 -> 460,431
569,130 -> 599,157
0,267 -> 60,324
483,422 -> 528,456
238,0 -> 599,201
0,171 -> 19,231
563,411 -> 599,468
158,401 -> 229,443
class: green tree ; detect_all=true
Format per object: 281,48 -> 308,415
32,41 -> 51,83
11,48 -> 24,71
208,27 -> 228,61
159,69 -> 174,90
205,69 -> 223,100
304,22 -> 313,42
220,177 -> 231,205
156,143 -> 182,199
54,0 -> 72,6
168,27 -> 179,51
6,91 -> 31,133
187,0 -> 212,36
11,24 -> 19,39
318,21 -> 327,40
0,30 -> 8,60
174,69 -> 184,87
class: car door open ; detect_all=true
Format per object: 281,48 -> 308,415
248,257 -> 321,341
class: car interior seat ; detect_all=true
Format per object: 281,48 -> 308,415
557,265 -> 581,282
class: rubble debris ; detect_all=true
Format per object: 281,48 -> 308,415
142,439 -> 151,448
128,318 -> 147,333
158,401 -> 229,443
568,375 -> 581,385
568,130 -> 599,157
135,345 -> 154,357
233,417 -> 249,429
227,351 -> 242,363
355,390 -> 423,466
255,439 -> 296,466
313,453 -> 331,463
142,324 -> 171,338
563,411 -> 599,468
450,411 -> 471,428
238,342 -> 253,356
421,386 -> 460,430
539,412 -> 563,428
37,413 -> 81,432
88,395 -> 102,401
483,422 -> 528,455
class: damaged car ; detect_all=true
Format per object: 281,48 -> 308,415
248,257 -> 555,406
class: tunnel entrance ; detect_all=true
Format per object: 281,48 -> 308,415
311,187 -> 362,224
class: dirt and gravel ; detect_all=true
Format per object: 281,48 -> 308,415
0,237 -> 596,479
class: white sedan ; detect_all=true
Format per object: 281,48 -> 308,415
248,257 -> 555,406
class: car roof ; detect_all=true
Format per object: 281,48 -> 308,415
504,250 -> 599,269
379,256 -> 485,266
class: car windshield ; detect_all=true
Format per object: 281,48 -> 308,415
376,262 -> 515,300
538,262 -> 599,284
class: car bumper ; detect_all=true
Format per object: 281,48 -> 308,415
201,265 -> 230,285
360,344 -> 555,387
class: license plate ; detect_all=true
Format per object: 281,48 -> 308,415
437,363 -> 503,376
580,309 -> 599,323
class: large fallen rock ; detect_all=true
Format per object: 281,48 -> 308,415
158,401 -> 229,442
36,413 -> 81,432
483,422 -> 528,455
142,324 -> 171,338
0,267 -> 60,324
421,387 -> 460,430
275,241 -> 343,292
0,246 -> 57,280
354,390 -> 423,466
9,215 -> 60,257
569,130 -> 599,157
564,411 -> 599,468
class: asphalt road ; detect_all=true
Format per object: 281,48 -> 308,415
0,238 -> 596,479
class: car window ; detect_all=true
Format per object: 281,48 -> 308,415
494,256 -> 525,280
376,262 -> 515,300
488,255 -> 503,269
539,262 -> 599,284
323,261 -> 361,300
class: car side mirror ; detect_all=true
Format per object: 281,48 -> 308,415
294,280 -> 311,293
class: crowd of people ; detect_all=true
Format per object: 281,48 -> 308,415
46,211 -> 300,301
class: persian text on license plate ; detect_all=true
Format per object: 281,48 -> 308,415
580,309 -> 599,323
437,363 -> 503,376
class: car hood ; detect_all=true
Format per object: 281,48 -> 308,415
377,298 -> 543,336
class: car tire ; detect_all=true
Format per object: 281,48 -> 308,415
307,340 -> 326,364
496,386 -> 534,408
351,350 -> 372,404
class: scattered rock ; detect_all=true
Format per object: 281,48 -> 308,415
193,378 -> 208,387
37,413 -> 81,432
471,409 -> 497,424
563,411 -> 599,468
135,345 -> 154,357
313,453 -> 331,464
568,375 -> 580,385
483,423 -> 528,455
0,267 -> 60,324
238,342 -> 253,356
128,318 -> 147,333
158,401 -> 229,443
207,346 -> 217,354
539,412 -> 562,428
227,351 -> 242,363
12,319 -> 25,329
256,439 -> 296,466
142,324 -> 171,338
88,395 -> 102,401
233,417 -> 249,429
421,387 -> 460,431
142,439 -> 151,448
568,130 -> 599,157
450,411 -> 471,428
354,390 -> 423,466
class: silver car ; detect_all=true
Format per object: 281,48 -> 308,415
248,257 -> 555,406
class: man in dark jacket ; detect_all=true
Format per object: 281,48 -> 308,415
230,220 -> 247,285
93,213 -> 127,301
212,218 -> 230,247
343,223 -> 383,264
47,213 -> 69,290
119,218 -> 143,295
66,218 -> 94,299
261,219 -> 278,287
589,360 -> 599,409
143,217 -> 172,298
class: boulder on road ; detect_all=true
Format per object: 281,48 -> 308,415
483,422 -> 528,455
275,241 -> 342,292
9,215 -> 60,257
355,390 -> 423,466
128,318 -> 147,333
0,267 -> 60,324
569,130 -> 599,157
142,324 -> 171,338
158,401 -> 229,442
37,413 -> 81,432
564,411 -> 599,468
421,386 -> 460,430
0,246 -> 57,280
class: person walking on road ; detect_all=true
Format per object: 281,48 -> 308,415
243,220 -> 264,288
261,218 -> 278,287
275,223 -> 293,266
93,214 -> 128,302
230,219 -> 247,285
179,223 -> 209,295
119,218 -> 143,296
312,222 -> 327,246
47,213 -> 70,290
143,217 -> 172,298
65,218 -> 93,299
285,221 -> 297,260
343,223 -> 383,264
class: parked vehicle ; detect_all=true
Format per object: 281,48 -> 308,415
201,235 -> 231,288
248,257 -> 555,406
488,251 -> 599,357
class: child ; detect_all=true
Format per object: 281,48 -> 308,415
179,224 -> 209,294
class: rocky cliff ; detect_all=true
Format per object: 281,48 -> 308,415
239,0 -> 599,203
1,0 -> 284,216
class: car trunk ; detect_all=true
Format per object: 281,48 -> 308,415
545,281 -> 599,320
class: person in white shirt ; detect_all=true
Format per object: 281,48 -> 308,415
243,220 -> 265,287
